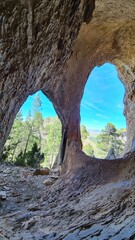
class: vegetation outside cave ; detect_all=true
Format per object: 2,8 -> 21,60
81,123 -> 126,159
2,92 -> 62,168
80,63 -> 126,159
2,63 -> 127,166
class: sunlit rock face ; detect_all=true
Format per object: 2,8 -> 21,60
1,2 -> 135,238
62,0 -> 135,170
0,0 -> 135,172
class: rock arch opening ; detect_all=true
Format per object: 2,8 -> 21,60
2,91 -> 62,168
80,63 -> 126,159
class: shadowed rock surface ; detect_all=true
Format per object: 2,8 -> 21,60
0,0 -> 94,154
0,158 -> 135,239
0,1 -> 135,239
0,0 -> 135,168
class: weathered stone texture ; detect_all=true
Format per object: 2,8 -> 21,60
0,163 -> 135,239
0,0 -> 135,172
63,0 -> 135,161
0,0 -> 95,153
1,2 -> 135,238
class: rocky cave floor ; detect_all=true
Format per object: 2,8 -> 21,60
0,163 -> 135,240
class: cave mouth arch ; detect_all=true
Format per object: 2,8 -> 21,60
80,63 -> 126,159
3,90 -> 62,168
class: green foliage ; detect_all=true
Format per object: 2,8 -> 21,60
81,125 -> 95,156
104,122 -> 117,135
26,143 -> 44,168
5,111 -> 25,162
1,145 -> 12,162
15,151 -> 26,166
3,94 -> 126,165
80,122 -> 126,159
3,94 -> 62,168
97,133 -> 111,151
43,117 -> 61,168
81,125 -> 89,140
97,123 -> 126,158
83,144 -> 94,156
14,143 -> 44,168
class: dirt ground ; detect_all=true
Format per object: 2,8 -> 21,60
0,162 -> 135,240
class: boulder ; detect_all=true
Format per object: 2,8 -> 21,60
33,168 -> 50,176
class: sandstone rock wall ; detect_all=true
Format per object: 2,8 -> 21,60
61,0 -> 135,168
0,0 -> 95,155
0,0 -> 135,172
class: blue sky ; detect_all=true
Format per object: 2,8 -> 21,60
80,63 -> 126,130
21,63 -> 126,130
21,92 -> 56,118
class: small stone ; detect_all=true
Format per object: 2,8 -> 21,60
22,170 -> 32,178
3,186 -> 10,191
27,203 -> 41,211
3,169 -> 11,174
43,175 -> 59,186
50,175 -> 59,179
22,217 -> 37,230
43,178 -> 55,186
0,235 -> 8,240
15,197 -> 21,203
10,191 -> 20,197
50,168 -> 60,176
0,191 -> 6,200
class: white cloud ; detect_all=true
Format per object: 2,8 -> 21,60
96,113 -> 109,119
116,103 -> 123,109
81,103 -> 91,111
81,100 -> 104,112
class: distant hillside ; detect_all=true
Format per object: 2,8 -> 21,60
88,129 -> 101,137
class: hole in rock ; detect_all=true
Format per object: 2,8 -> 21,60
3,91 -> 62,168
80,63 -> 126,159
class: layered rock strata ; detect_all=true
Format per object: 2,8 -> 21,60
0,163 -> 135,239
0,0 -> 135,172
0,0 -> 95,156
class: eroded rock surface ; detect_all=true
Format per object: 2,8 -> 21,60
1,9 -> 135,238
64,0 -> 135,158
0,0 -> 135,170
0,0 -> 95,154
0,0 -> 135,174
0,163 -> 135,239
1,2 -> 135,239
